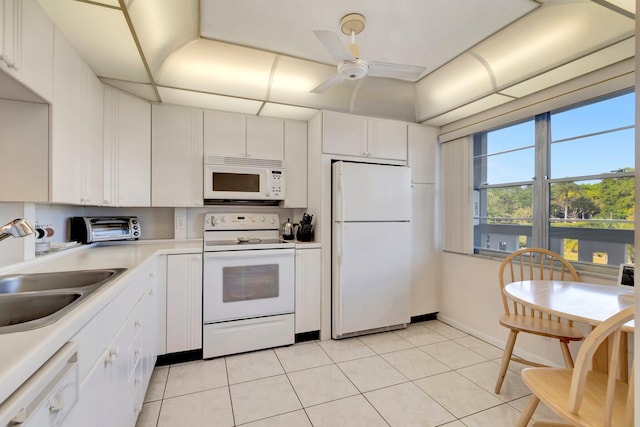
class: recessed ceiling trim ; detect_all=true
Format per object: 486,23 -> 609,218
75,0 -> 121,10
117,0 -> 161,101
155,83 -> 323,113
591,0 -> 635,19
265,55 -> 281,101
467,51 -> 497,91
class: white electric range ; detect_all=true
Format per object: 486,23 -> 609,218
202,213 -> 295,358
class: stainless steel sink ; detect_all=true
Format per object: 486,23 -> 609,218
0,268 -> 126,334
0,268 -> 126,294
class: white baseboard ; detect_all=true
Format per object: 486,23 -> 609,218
436,313 -> 561,368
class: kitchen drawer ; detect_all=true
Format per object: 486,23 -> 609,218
70,316 -> 98,382
127,322 -> 143,380
96,268 -> 148,353
129,358 -> 145,423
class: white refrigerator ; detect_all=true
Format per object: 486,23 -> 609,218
332,161 -> 412,339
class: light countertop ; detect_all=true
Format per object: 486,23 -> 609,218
0,239 -> 202,406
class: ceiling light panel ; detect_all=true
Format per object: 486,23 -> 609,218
125,0 -> 199,76
259,103 -> 318,121
38,0 -> 150,83
500,37 -> 635,98
472,0 -> 635,89
157,87 -> 263,115
158,39 -> 275,100
414,53 -> 494,122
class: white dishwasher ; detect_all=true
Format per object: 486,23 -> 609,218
0,342 -> 78,427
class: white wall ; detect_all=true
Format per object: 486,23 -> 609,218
438,251 -> 618,366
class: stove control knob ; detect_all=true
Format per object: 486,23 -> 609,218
220,216 -> 227,223
269,217 -> 275,225
259,216 -> 265,222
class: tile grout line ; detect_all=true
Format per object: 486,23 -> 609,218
139,320 -> 537,426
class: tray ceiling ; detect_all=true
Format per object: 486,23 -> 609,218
37,0 -> 635,124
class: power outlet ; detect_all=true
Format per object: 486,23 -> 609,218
175,216 -> 186,230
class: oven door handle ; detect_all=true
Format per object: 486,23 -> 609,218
203,249 -> 295,260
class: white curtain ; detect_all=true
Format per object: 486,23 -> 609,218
441,136 -> 473,254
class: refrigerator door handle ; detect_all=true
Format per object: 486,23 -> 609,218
334,221 -> 343,336
336,221 -> 343,266
336,164 -> 345,222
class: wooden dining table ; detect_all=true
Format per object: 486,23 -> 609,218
504,280 -> 634,377
504,280 -> 634,331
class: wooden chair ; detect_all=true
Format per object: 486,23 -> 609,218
495,248 -> 584,394
516,306 -> 634,427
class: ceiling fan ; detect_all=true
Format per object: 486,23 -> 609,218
311,13 -> 426,94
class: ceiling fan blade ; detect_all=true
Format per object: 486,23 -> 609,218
311,73 -> 345,94
368,61 -> 426,81
313,30 -> 354,62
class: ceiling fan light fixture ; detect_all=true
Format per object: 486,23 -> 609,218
338,59 -> 369,80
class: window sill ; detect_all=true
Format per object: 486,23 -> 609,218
469,248 -> 620,280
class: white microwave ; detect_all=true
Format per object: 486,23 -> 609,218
204,157 -> 285,202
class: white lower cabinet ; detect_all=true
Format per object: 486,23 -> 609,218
63,265 -> 157,427
410,184 -> 438,316
166,253 -> 203,353
294,247 -> 321,333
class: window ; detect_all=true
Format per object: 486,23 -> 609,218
473,91 -> 635,267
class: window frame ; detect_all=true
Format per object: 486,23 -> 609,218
472,89 -> 635,275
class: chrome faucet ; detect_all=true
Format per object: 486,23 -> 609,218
0,218 -> 36,242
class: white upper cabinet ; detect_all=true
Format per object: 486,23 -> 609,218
0,99 -> 48,202
203,110 -> 245,158
204,110 -> 284,160
322,110 -> 367,157
368,118 -> 407,161
284,120 -> 307,208
151,104 -> 204,207
19,0 -> 53,101
103,86 -> 151,207
0,0 -> 54,101
408,124 -> 438,184
246,116 -> 284,160
322,111 -> 407,161
50,28 -> 103,205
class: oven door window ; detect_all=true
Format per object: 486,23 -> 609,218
222,264 -> 279,302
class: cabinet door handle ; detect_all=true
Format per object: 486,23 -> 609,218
109,348 -> 119,360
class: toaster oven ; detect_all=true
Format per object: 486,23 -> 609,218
70,216 -> 141,244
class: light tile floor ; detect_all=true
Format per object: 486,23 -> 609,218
136,320 -> 566,427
